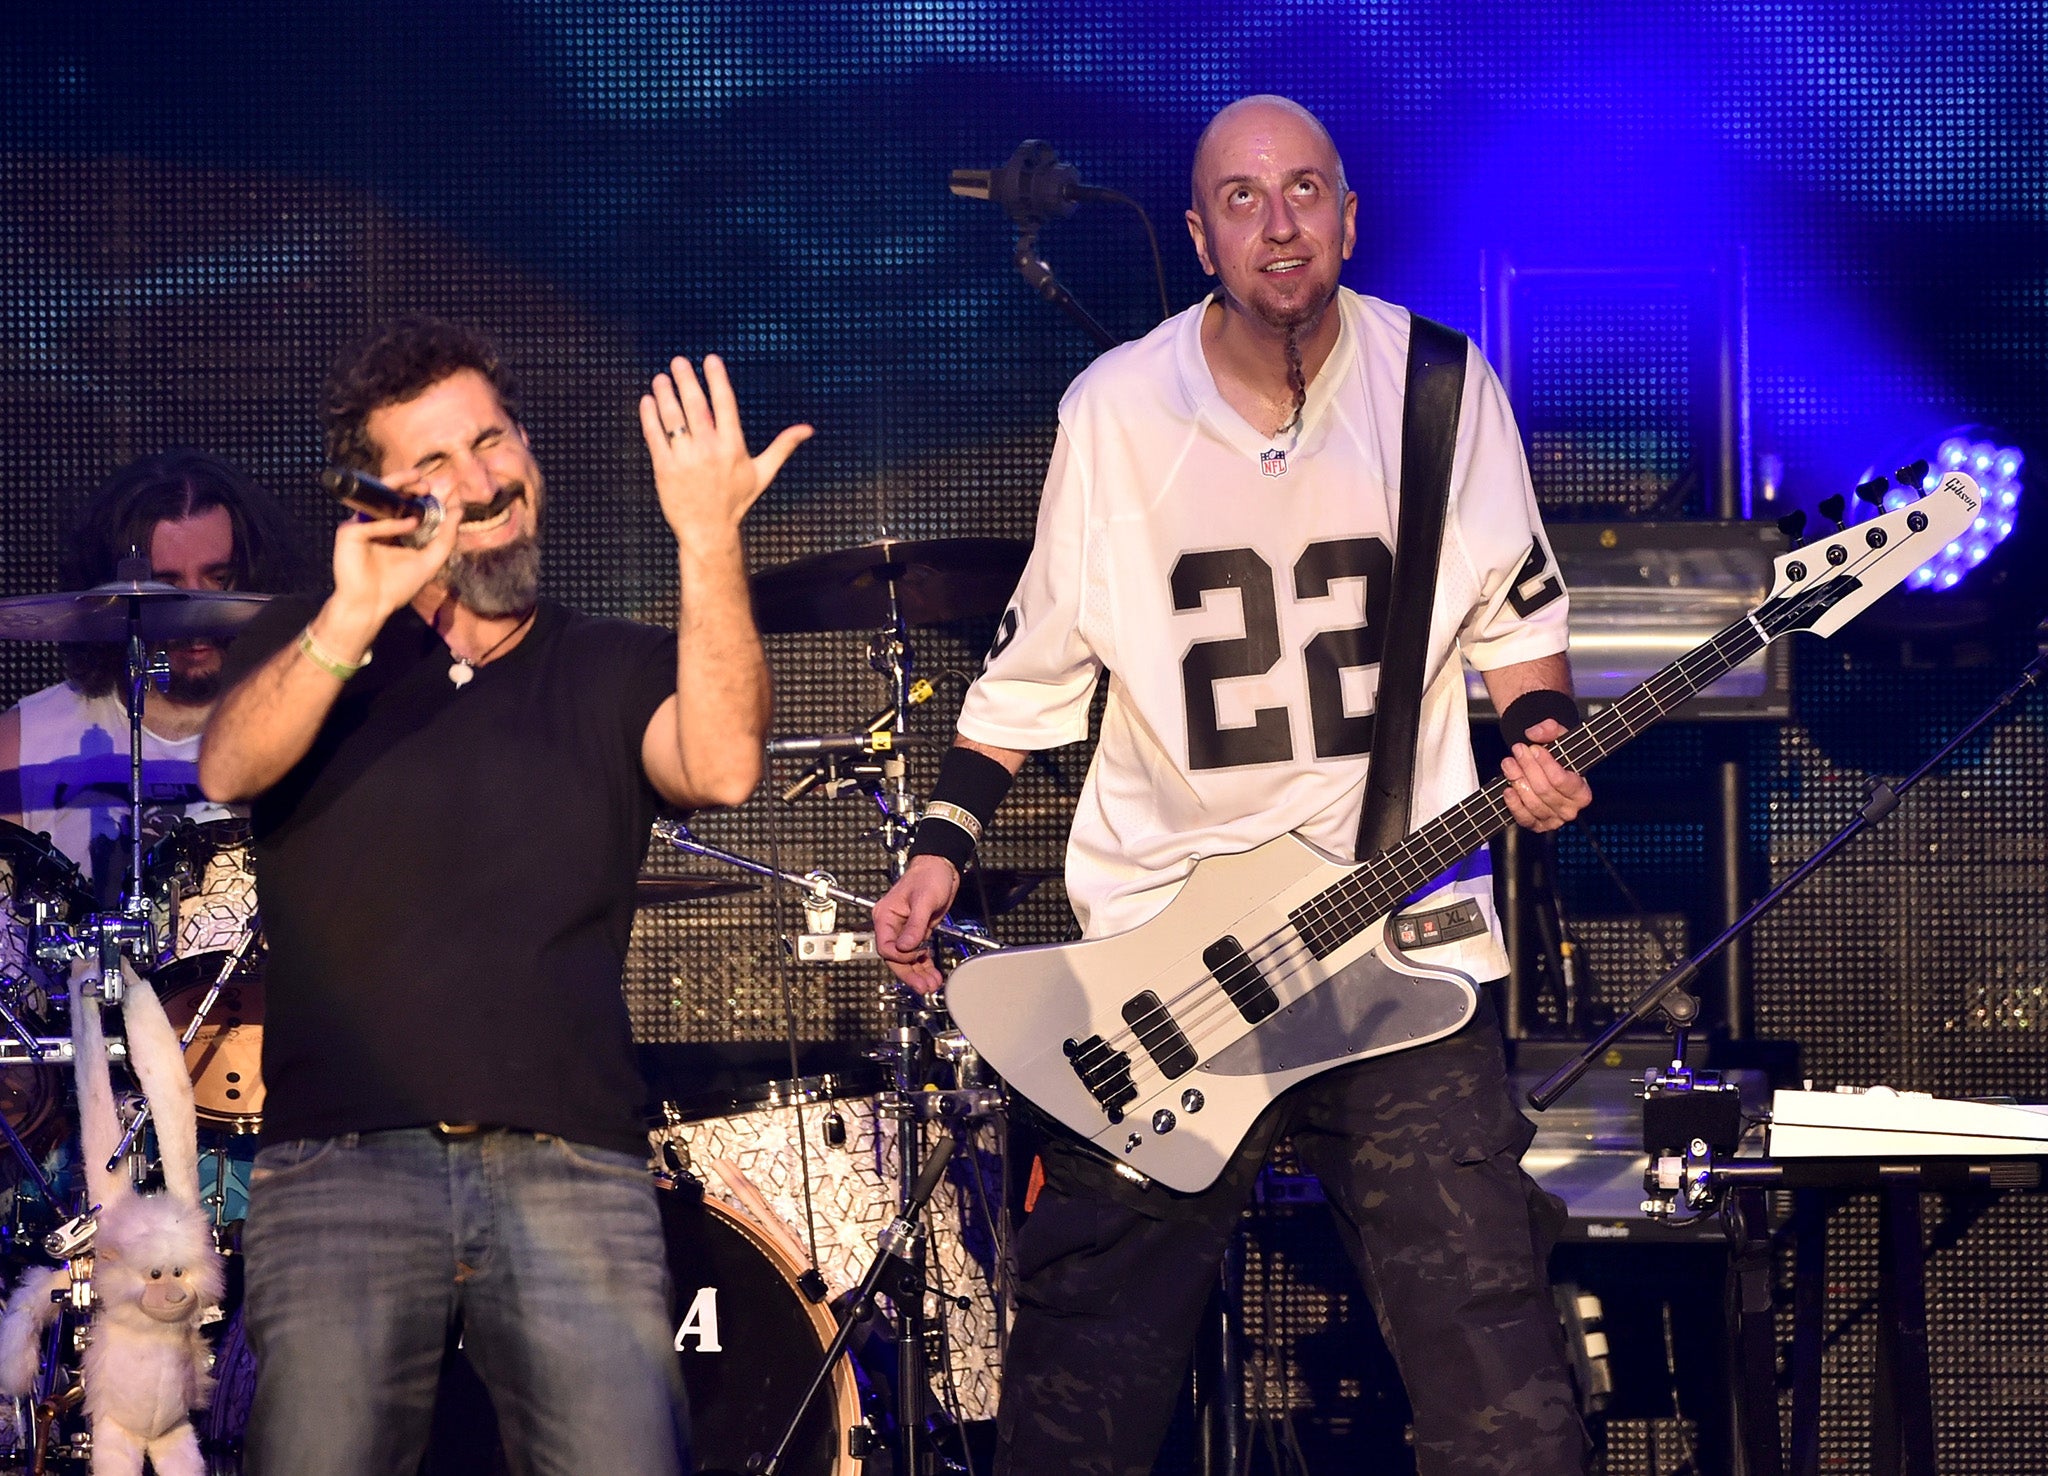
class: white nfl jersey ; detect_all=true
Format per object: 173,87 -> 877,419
957,290 -> 1571,978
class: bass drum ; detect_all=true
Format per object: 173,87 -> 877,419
0,817 -> 88,1000
0,821 -> 85,1186
155,954 -> 264,1133
212,1192 -> 862,1474
663,1188 -> 861,1476
0,1064 -> 62,1187
655,1073 -> 1003,1424
147,818 -> 265,1134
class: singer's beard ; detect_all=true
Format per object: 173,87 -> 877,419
1233,277 -> 1337,439
446,477 -> 544,618
446,533 -> 541,618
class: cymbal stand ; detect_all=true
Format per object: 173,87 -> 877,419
866,561 -> 918,874
652,821 -> 997,956
870,563 -> 954,1471
751,1141 -> 959,1475
87,564 -> 171,1002
720,554 -> 1014,1466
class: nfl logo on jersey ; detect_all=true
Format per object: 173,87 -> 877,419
1259,448 -> 1288,477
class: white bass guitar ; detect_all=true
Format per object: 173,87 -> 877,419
943,473 -> 1982,1191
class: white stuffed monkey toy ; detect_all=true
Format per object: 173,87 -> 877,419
0,960 -> 223,1475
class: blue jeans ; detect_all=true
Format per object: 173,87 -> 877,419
241,1128 -> 688,1476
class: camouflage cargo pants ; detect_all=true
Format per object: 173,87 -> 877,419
993,992 -> 1590,1476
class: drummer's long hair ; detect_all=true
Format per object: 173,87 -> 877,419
58,449 -> 314,698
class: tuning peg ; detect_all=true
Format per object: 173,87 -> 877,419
1855,476 -> 1889,508
1895,458 -> 1931,489
1818,494 -> 1847,530
1775,510 -> 1808,546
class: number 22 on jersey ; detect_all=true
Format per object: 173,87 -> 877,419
1173,536 -> 1392,770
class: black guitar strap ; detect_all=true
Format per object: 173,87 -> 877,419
1354,313 -> 1468,863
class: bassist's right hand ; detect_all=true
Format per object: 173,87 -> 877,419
874,854 -> 961,995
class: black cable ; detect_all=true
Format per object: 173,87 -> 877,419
1658,1300 -> 1703,1474
1094,188 -> 1173,323
920,1180 -> 979,1476
958,1114 -> 1012,1372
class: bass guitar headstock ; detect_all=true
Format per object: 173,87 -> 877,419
1758,469 -> 1981,643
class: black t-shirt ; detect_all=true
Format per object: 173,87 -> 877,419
223,597 -> 677,1155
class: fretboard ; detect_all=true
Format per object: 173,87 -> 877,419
1289,615 -> 1772,958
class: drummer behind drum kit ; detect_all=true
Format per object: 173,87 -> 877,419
0,533 -> 1034,1473
0,566 -> 275,1468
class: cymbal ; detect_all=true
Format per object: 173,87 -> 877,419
750,538 -> 1028,634
0,582 -> 275,643
634,873 -> 762,906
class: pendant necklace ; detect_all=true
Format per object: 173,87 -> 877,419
448,609 -> 535,688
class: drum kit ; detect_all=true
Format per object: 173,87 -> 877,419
651,534 -> 1036,1476
0,565 -> 273,1468
0,532 -> 1035,1474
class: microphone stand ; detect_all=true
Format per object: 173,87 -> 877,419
1013,227 -> 1118,352
747,1139 -> 958,1476
960,139 -> 1120,351
1530,630 -> 2048,1113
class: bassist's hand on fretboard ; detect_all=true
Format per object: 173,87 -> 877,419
1500,720 -> 1590,832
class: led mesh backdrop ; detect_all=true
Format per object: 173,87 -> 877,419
4,2 -> 2047,1469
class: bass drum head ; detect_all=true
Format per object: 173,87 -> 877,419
661,1188 -> 859,1476
155,953 -> 265,1132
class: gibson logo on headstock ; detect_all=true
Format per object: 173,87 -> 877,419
1940,473 -> 1979,511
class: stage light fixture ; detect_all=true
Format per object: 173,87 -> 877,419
1866,427 -> 2022,591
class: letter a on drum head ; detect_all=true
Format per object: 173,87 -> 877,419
675,1286 -> 721,1352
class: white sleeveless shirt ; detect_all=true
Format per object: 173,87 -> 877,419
11,681 -> 237,888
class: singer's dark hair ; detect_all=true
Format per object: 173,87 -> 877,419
322,315 -> 524,473
58,449 -> 315,698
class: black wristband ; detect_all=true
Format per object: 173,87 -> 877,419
909,745 -> 1016,868
1499,689 -> 1581,747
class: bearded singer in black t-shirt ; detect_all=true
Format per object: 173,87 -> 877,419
200,317 -> 810,1476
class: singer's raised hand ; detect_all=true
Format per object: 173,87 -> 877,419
200,481 -> 469,806
633,355 -> 797,809
639,355 -> 811,547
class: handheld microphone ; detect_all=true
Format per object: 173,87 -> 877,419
319,467 -> 443,546
950,140 -> 1122,227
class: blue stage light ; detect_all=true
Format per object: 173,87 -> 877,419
1860,426 -> 2021,591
